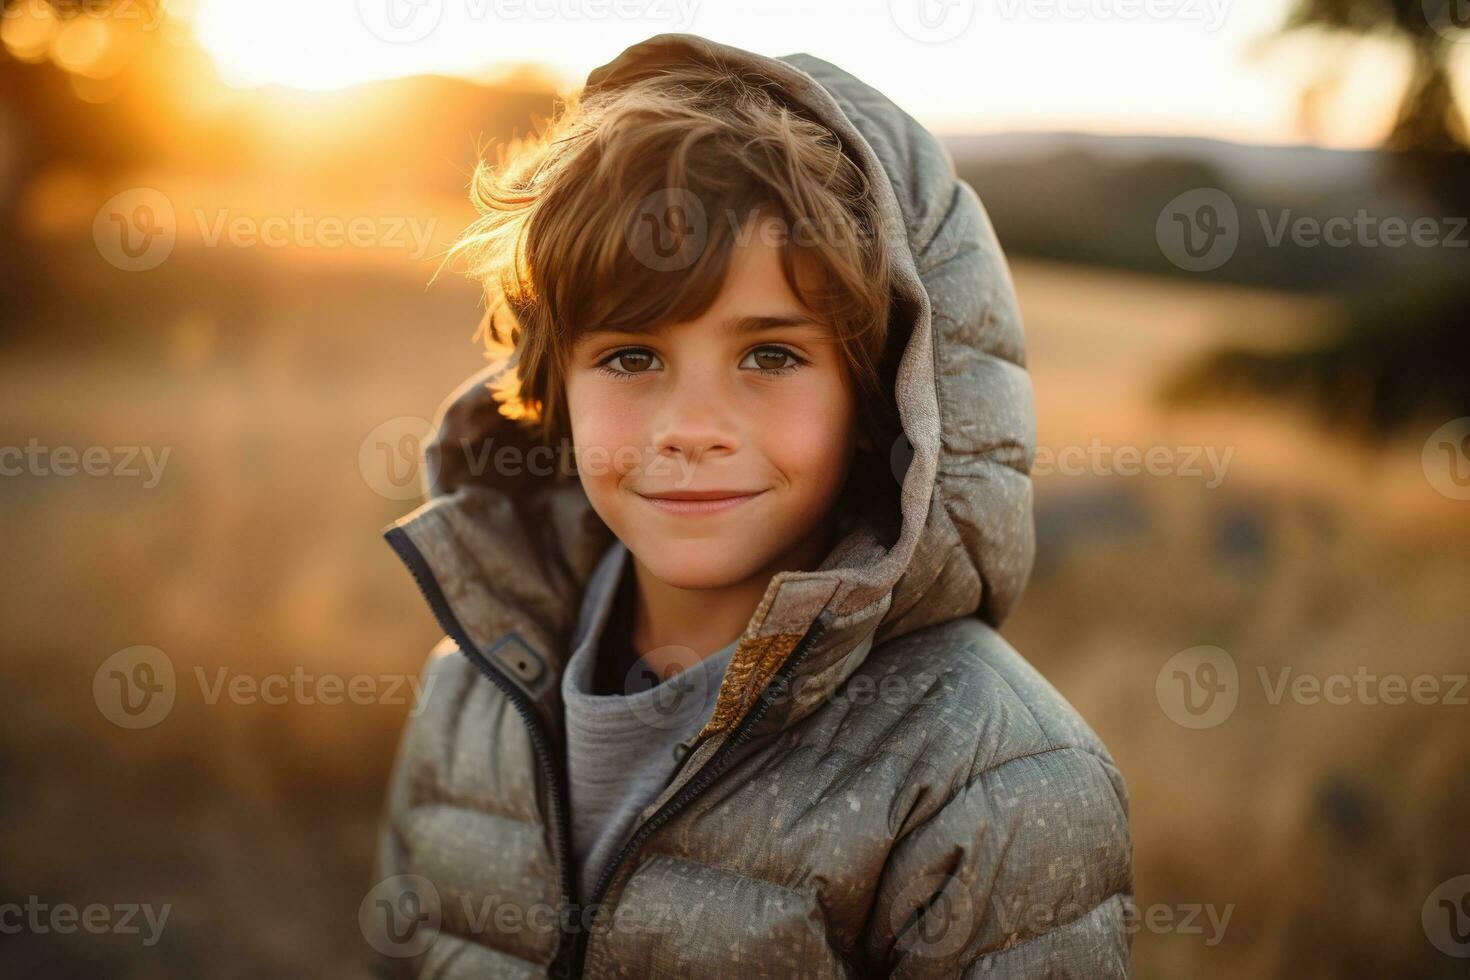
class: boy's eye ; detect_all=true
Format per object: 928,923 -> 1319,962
598,348 -> 662,376
740,346 -> 799,373
740,346 -> 803,374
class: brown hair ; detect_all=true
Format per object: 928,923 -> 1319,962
441,58 -> 895,457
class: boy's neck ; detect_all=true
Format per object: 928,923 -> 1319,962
627,517 -> 836,678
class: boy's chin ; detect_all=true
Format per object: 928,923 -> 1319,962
631,542 -> 772,593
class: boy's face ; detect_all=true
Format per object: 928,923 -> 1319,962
565,217 -> 859,591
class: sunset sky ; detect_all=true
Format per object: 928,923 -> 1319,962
1,0 -> 1459,148
181,0 -> 1447,148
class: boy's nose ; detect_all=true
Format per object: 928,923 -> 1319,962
648,375 -> 739,464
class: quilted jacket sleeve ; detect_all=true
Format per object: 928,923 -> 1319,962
375,693 -> 416,885
864,744 -> 1134,978
367,638 -> 457,979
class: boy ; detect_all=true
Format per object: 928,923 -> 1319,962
376,33 -> 1132,978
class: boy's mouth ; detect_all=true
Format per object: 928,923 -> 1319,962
632,488 -> 768,516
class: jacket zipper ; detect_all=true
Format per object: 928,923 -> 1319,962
384,527 -> 579,976
388,524 -> 828,980
562,616 -> 829,978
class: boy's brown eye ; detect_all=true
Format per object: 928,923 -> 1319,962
752,349 -> 789,370
741,345 -> 803,373
609,350 -> 656,373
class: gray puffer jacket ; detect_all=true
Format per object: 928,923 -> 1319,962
375,33 -> 1133,979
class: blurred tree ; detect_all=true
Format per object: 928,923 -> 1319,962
1275,0 -> 1468,152
0,0 -> 164,330
1161,264 -> 1470,439
1158,1 -> 1470,441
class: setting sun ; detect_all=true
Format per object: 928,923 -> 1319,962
190,0 -> 471,90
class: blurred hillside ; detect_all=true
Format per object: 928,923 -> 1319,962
946,132 -> 1470,438
947,131 -> 1470,289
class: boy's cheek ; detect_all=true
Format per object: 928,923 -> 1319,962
758,414 -> 851,482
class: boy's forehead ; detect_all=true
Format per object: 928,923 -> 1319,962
579,313 -> 829,340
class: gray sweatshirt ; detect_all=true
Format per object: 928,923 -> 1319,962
560,539 -> 738,904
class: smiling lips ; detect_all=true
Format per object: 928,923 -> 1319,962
634,488 -> 768,516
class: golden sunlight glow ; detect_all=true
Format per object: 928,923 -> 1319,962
4,0 -> 143,79
178,0 -> 1434,148
1,0 -> 60,63
51,16 -> 112,75
191,0 -> 484,91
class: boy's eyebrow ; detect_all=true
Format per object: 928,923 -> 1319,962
581,314 -> 824,339
724,313 -> 823,334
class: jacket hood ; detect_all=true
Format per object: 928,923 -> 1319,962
383,32 -> 1035,744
